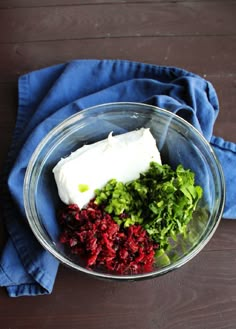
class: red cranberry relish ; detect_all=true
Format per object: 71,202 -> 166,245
58,201 -> 158,275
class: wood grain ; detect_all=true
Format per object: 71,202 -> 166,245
0,2 -> 235,43
0,0 -> 233,9
0,0 -> 235,328
205,220 -> 236,251
1,36 -> 236,82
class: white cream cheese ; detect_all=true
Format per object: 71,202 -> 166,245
53,128 -> 161,209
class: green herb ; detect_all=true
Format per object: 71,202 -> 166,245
95,162 -> 202,249
95,179 -> 143,227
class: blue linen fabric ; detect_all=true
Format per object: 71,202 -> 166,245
0,59 -> 235,297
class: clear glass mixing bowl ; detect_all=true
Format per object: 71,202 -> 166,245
23,102 -> 225,280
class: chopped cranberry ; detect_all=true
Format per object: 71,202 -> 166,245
58,200 -> 158,275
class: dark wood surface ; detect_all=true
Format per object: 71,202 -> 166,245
0,1 -> 236,328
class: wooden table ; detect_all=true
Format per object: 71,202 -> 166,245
0,1 -> 236,328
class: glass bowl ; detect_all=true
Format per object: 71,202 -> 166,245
23,102 -> 225,280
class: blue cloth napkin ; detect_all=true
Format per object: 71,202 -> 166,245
0,59 -> 235,297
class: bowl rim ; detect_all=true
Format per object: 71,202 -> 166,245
23,101 -> 226,280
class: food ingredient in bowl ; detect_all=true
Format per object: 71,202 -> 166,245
53,128 -> 161,209
59,202 -> 159,275
95,162 -> 203,249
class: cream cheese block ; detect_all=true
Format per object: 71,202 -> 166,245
53,128 -> 161,209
